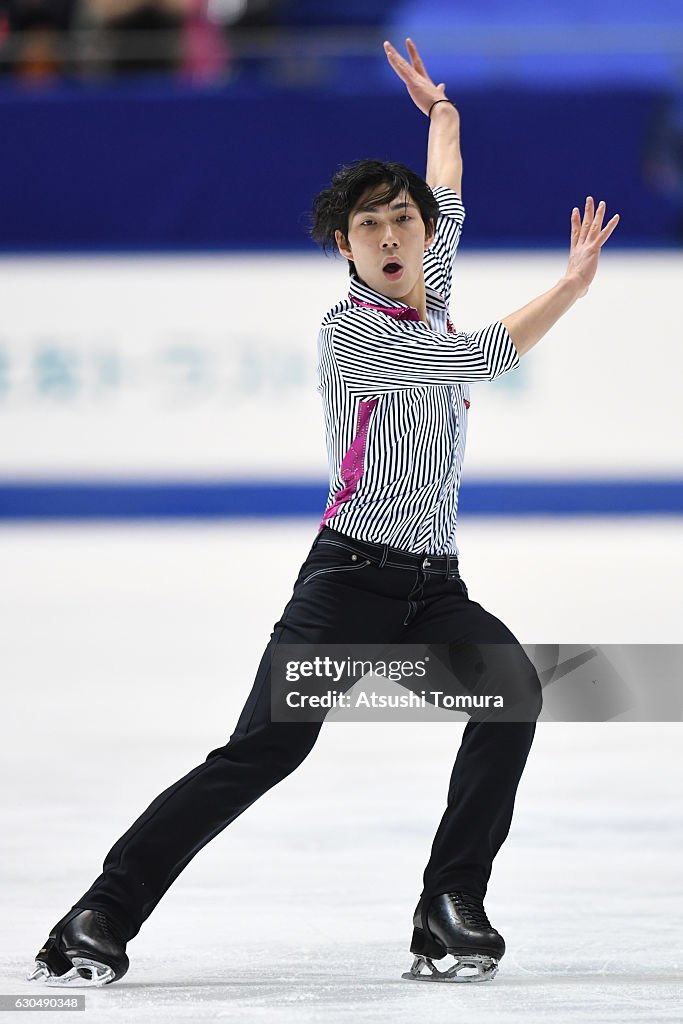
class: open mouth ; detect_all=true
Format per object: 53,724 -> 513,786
382,262 -> 403,280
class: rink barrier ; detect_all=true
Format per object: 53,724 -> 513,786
0,84 -> 677,247
0,479 -> 681,519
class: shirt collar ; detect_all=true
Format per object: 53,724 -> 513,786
348,274 -> 446,321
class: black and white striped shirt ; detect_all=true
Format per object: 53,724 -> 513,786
316,186 -> 519,556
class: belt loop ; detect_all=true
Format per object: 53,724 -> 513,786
378,544 -> 389,569
445,554 -> 452,577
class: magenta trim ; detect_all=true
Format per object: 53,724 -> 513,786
319,397 -> 379,531
349,294 -> 421,322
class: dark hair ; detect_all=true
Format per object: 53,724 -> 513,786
309,159 -> 440,277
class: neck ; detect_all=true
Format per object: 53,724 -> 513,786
396,275 -> 428,323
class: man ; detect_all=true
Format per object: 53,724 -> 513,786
27,39 -> 618,987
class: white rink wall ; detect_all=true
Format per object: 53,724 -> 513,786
0,251 -> 681,480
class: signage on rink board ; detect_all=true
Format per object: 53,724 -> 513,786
0,254 -> 680,481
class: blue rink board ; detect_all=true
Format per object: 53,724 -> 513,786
0,480 -> 681,520
0,84 -> 678,248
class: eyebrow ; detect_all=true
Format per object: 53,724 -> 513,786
354,201 -> 416,215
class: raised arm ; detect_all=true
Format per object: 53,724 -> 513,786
383,42 -> 619,360
384,39 -> 463,197
502,196 -> 620,356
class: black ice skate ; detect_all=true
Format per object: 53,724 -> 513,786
402,891 -> 505,983
27,909 -> 129,987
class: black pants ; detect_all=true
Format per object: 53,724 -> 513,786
73,527 -> 541,942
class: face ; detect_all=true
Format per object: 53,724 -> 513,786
335,187 -> 435,299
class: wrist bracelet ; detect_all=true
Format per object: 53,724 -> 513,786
428,98 -> 455,118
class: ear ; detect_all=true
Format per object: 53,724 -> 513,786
335,228 -> 353,261
424,218 -> 436,250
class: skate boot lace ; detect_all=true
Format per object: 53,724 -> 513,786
448,891 -> 492,930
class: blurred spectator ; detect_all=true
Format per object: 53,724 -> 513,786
0,0 -> 78,82
212,0 -> 276,31
86,0 -> 186,74
0,0 -> 289,83
4,0 -> 76,30
181,0 -> 230,83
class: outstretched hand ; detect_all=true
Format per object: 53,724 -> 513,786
384,38 -> 454,118
566,197 -> 620,297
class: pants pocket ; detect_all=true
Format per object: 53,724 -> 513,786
301,557 -> 371,587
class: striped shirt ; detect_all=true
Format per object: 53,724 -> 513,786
316,186 -> 519,556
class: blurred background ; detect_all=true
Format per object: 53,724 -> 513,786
1,4 -> 682,1019
0,0 -> 681,517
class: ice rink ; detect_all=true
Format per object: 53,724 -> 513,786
2,517 -> 682,1023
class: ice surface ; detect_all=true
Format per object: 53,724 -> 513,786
1,518 -> 682,1022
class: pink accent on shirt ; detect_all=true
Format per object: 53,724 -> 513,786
318,293 -> 445,531
319,398 -> 379,531
349,295 -> 422,322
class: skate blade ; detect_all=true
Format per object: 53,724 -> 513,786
27,957 -> 115,987
401,953 -> 499,983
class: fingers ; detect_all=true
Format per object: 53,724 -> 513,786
599,213 -> 620,245
590,199 -> 606,237
590,203 -> 621,247
578,196 -> 594,243
405,37 -> 427,77
578,196 -> 620,234
575,196 -> 620,247
384,40 -> 410,72
383,40 -> 415,84
385,38 -> 433,86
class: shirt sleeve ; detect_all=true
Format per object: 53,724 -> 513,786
423,186 -> 465,307
329,307 -> 519,395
